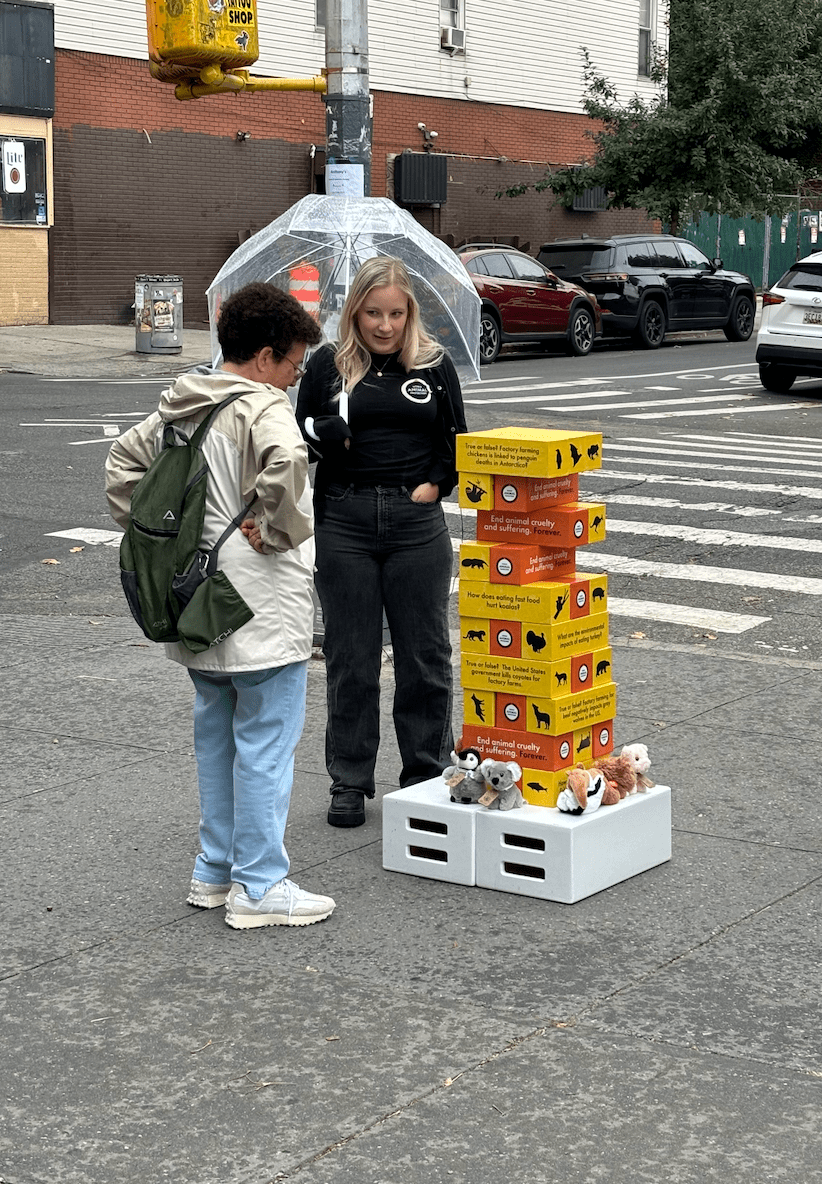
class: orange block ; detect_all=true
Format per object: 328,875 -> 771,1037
476,502 -> 606,547
459,542 -> 576,585
493,473 -> 579,511
460,724 -> 577,772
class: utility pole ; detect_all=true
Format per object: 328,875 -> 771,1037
324,0 -> 371,196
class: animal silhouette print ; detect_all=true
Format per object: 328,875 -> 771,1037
555,671 -> 568,687
591,514 -> 604,533
554,591 -> 569,620
471,693 -> 486,722
555,448 -> 563,470
587,443 -> 600,460
527,780 -> 550,794
576,734 -> 591,752
464,482 -> 486,504
592,586 -> 605,602
532,704 -> 551,730
461,557 -> 488,569
463,628 -> 486,642
596,659 -> 610,676
525,629 -> 546,653
569,443 -> 582,466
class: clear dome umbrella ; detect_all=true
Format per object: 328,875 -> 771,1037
207,194 -> 481,393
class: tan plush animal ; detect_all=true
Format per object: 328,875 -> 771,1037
592,753 -> 639,799
556,764 -> 621,815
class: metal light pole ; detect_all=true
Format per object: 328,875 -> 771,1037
324,0 -> 371,196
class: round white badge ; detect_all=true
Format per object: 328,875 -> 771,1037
401,378 -> 432,403
496,629 -> 513,648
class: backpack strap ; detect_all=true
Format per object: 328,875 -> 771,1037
193,390 -> 259,573
204,496 -> 258,577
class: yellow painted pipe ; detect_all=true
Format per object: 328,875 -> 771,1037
174,68 -> 326,100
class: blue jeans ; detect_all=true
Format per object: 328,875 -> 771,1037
188,662 -> 308,899
314,484 -> 454,796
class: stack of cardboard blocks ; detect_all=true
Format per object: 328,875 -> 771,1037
382,427 -> 671,902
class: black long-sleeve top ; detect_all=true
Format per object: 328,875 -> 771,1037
295,344 -> 467,498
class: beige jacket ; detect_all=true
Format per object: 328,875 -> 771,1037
105,369 -> 315,672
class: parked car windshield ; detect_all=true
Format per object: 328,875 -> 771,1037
776,262 -> 822,292
538,246 -> 613,274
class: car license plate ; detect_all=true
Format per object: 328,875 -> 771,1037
803,309 -> 822,324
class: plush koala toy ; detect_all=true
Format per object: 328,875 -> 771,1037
442,747 -> 485,804
478,759 -> 524,811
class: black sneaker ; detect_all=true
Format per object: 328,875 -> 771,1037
327,789 -> 366,828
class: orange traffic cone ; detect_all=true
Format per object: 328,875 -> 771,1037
289,262 -> 321,321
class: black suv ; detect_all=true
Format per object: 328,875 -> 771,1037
537,235 -> 756,349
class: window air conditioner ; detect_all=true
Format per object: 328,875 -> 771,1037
441,26 -> 466,51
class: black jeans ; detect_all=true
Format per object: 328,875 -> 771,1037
314,484 -> 454,796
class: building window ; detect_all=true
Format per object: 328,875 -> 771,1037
440,0 -> 460,29
638,0 -> 654,75
316,0 -> 326,28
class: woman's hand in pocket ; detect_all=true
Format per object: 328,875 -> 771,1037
410,482 -> 439,504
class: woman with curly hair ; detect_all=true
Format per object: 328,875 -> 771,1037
296,256 -> 467,828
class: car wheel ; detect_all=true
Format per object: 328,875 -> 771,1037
479,310 -> 501,364
565,305 -> 595,356
724,294 -> 755,341
758,362 -> 796,393
633,301 -> 666,349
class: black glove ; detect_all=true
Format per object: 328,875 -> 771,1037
306,414 -> 351,442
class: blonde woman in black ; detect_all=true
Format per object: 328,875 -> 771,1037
296,256 -> 467,827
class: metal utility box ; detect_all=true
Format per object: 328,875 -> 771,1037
135,275 -> 183,354
394,152 -> 447,207
146,0 -> 259,70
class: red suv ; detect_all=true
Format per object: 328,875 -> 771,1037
457,244 -> 601,364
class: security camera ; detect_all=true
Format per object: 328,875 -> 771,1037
418,122 -> 426,131
429,130 -> 439,139
236,130 -> 251,141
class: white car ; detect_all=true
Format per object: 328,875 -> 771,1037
756,251 -> 822,392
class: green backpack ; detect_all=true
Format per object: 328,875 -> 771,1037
119,392 -> 255,653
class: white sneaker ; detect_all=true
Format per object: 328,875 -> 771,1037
186,878 -> 232,909
225,878 -> 336,929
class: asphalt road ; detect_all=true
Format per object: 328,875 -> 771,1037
4,331 -> 820,665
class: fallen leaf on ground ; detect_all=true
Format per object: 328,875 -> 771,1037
42,558 -> 60,565
630,631 -> 646,639
70,546 -> 84,553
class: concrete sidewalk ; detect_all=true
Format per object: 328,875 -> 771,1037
0,323 -> 213,378
2,608 -> 820,1183
1,311 -> 820,1182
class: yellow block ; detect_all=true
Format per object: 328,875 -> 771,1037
462,644 -> 612,698
456,427 -> 603,479
457,472 -> 493,511
458,575 -> 608,625
526,682 -> 617,737
521,765 -> 587,808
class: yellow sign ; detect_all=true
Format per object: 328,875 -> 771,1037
147,0 -> 260,70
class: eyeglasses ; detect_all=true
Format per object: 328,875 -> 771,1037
274,351 -> 306,382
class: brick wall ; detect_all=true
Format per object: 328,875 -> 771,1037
0,228 -> 48,323
49,50 -> 655,325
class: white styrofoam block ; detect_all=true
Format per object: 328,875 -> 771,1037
474,785 -> 672,903
382,778 -> 479,885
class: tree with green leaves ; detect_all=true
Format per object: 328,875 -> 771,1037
501,0 -> 822,234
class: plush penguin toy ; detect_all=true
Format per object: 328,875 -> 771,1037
442,747 -> 485,804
